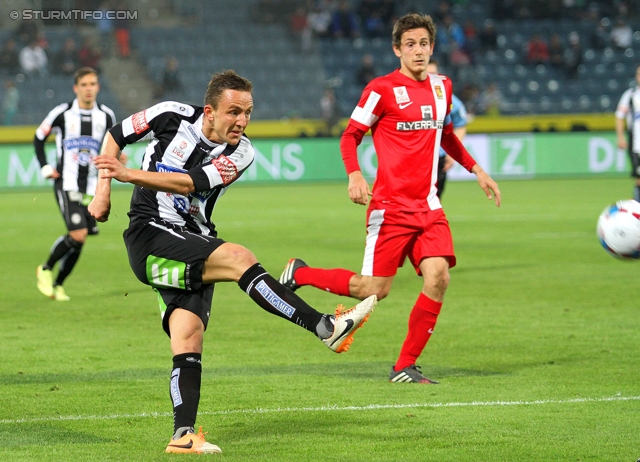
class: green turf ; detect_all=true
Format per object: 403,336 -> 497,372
1,178 -> 639,461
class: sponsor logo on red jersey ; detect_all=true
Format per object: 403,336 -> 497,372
396,120 -> 443,131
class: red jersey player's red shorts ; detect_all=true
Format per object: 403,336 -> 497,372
361,207 -> 456,277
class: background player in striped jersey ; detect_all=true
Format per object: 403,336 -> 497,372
89,70 -> 376,454
279,13 -> 500,384
35,67 -> 116,301
426,58 -> 468,199
615,63 -> 640,202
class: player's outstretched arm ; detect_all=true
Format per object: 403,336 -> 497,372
472,164 -> 501,207
89,132 -> 121,222
93,155 -> 196,195
348,171 -> 372,205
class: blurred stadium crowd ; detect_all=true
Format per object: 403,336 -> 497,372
0,0 -> 639,127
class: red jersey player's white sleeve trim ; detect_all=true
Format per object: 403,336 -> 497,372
351,90 -> 381,128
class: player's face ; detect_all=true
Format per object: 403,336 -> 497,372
204,89 -> 253,145
394,28 -> 434,81
73,74 -> 99,108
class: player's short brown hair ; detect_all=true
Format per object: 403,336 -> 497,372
204,70 -> 253,109
73,67 -> 98,84
392,13 -> 437,49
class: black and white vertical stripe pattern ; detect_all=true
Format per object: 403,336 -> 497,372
110,101 -> 255,236
35,99 -> 115,195
616,86 -> 640,153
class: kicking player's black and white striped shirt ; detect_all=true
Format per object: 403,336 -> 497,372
34,99 -> 116,195
110,101 -> 255,236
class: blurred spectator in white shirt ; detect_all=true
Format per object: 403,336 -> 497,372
610,18 -> 633,49
19,39 -> 48,77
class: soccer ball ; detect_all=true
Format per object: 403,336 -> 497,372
597,200 -> 640,259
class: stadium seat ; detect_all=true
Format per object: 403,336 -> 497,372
599,95 -> 613,110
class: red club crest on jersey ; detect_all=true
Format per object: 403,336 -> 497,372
434,86 -> 443,99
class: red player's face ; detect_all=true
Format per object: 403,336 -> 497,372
394,28 -> 434,81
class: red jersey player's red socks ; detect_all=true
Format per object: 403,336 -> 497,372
295,266 -> 356,297
394,293 -> 442,371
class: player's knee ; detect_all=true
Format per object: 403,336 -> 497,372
171,331 -> 204,354
437,266 -> 451,288
228,243 -> 257,265
424,271 -> 449,295
374,285 -> 391,300
68,230 -> 87,244
354,277 -> 391,300
168,310 -> 204,353
216,243 -> 258,272
374,291 -> 389,301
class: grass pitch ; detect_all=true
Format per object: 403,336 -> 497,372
0,177 -> 638,461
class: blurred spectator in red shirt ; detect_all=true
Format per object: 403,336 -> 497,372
290,6 -> 308,35
527,34 -> 549,65
79,37 -> 102,73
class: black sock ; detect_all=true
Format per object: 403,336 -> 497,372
171,353 -> 202,436
55,245 -> 82,286
45,235 -> 82,272
238,263 -> 325,334
634,185 -> 640,202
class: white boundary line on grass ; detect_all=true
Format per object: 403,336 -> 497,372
1,395 -> 638,425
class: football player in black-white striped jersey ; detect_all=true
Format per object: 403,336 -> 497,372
89,70 -> 377,454
34,67 -> 116,301
615,64 -> 640,202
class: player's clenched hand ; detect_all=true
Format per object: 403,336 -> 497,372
88,196 -> 111,222
348,171 -> 372,206
473,166 -> 501,207
94,154 -> 131,183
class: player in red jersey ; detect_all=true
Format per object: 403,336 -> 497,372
279,13 -> 501,383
